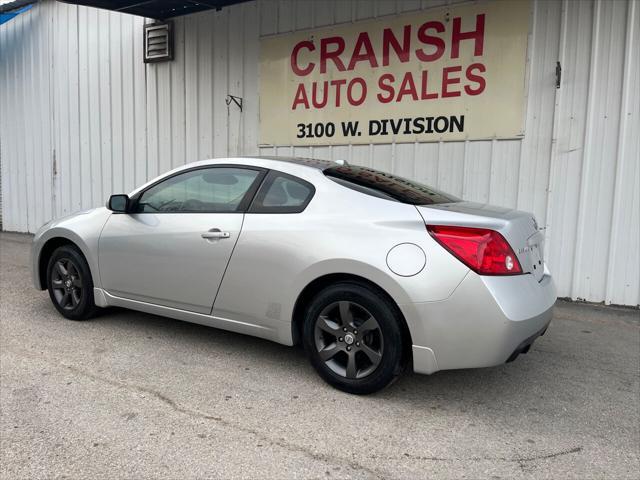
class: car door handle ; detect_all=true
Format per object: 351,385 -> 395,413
201,229 -> 230,240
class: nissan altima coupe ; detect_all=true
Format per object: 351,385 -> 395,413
32,157 -> 556,394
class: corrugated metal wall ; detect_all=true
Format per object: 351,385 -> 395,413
0,0 -> 638,306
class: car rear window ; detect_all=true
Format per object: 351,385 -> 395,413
249,171 -> 315,213
324,165 -> 459,205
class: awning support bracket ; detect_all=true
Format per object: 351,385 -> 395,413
225,95 -> 243,112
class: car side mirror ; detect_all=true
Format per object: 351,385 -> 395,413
107,194 -> 130,213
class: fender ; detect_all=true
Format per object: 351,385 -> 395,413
32,208 -> 111,290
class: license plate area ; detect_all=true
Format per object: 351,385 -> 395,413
527,232 -> 544,281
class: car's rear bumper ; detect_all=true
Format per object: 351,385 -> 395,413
402,268 -> 556,374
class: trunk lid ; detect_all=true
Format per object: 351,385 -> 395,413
417,202 -> 545,281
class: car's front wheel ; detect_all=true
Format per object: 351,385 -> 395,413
46,245 -> 98,321
303,282 -> 406,394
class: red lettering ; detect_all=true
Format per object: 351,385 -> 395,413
382,25 -> 411,66
451,14 -> 485,58
311,81 -> 328,108
397,72 -> 418,102
348,32 -> 378,70
442,66 -> 462,97
347,78 -> 367,106
330,79 -> 347,106
320,37 -> 346,73
291,83 -> 309,109
465,63 -> 486,95
377,74 -> 395,103
420,70 -> 438,99
290,41 -> 315,76
416,21 -> 445,62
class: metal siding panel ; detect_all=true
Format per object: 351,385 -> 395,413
227,6 -> 244,156
517,0 -> 561,225
342,144 -> 364,166
67,4 -> 81,214
333,0 -> 353,24
394,142 -> 417,180
185,14 -> 200,163
437,141 -> 465,198
43,2 -> 54,224
294,0 -> 314,30
313,0 -> 335,27
488,140 -> 520,209
146,39 -> 159,181
371,144 -> 393,172
56,2 -> 70,217
604,0 -> 639,306
376,1 -> 399,17
277,0 -> 294,33
399,1 -> 421,13
17,13 -> 29,232
545,0 -> 592,299
0,0 -> 637,305
415,142 -> 440,189
121,14 -> 136,194
10,12 -> 20,231
212,9 -> 229,157
243,2 -> 260,155
98,8 -> 113,206
105,13 -> 124,197
421,0 -> 449,8
259,0 -> 278,36
355,0 -> 375,21
78,7 -> 92,210
572,0 -> 628,302
156,60 -> 172,173
0,14 -> 4,229
31,7 -> 44,229
170,17 -> 186,168
1,14 -> 13,230
87,6 -> 103,207
23,9 -> 36,231
196,11 -> 214,160
132,16 -> 147,188
462,141 -> 492,204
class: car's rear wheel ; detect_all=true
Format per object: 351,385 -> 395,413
303,282 -> 406,394
47,245 -> 98,320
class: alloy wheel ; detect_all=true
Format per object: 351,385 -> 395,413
50,258 -> 83,310
314,301 -> 384,379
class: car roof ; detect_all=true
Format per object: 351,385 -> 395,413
250,156 -> 343,170
128,156 -> 342,196
189,156 -> 345,172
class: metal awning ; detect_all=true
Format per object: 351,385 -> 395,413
0,0 -> 35,14
59,0 -> 250,20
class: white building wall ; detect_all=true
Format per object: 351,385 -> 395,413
0,0 -> 638,306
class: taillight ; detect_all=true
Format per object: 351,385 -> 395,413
427,225 -> 523,275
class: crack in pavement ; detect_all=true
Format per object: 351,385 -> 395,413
375,446 -> 583,465
4,347 -> 386,480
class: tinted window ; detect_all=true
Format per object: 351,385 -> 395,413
136,167 -> 260,213
324,165 -> 459,205
250,172 -> 314,213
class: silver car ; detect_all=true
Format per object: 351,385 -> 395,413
32,157 -> 556,394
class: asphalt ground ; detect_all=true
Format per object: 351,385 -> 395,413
1,231 -> 638,479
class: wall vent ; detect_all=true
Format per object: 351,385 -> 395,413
144,22 -> 173,63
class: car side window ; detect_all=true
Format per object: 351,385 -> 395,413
135,167 -> 261,213
249,171 -> 314,213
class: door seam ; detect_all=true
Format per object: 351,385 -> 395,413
209,213 -> 245,315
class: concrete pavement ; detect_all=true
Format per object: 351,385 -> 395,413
1,231 -> 638,479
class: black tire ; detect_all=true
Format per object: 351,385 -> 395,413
46,245 -> 98,321
303,281 -> 406,395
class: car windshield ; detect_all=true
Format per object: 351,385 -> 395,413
324,165 -> 459,205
